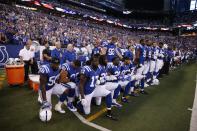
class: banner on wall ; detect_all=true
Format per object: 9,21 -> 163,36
0,44 -> 24,68
0,44 -> 56,68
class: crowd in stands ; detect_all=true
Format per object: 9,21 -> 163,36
0,3 -> 197,52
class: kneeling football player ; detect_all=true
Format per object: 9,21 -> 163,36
39,57 -> 77,118
78,55 -> 117,120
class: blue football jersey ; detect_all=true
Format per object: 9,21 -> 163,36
51,48 -> 64,64
39,64 -> 60,91
120,64 -> 132,80
105,43 -> 117,62
135,44 -> 145,64
107,64 -> 121,81
124,49 -> 133,61
151,47 -> 157,60
61,63 -> 80,83
121,64 -> 131,75
95,65 -> 107,85
62,50 -> 77,63
80,66 -> 98,95
146,46 -> 152,61
92,47 -> 101,56
158,47 -> 164,59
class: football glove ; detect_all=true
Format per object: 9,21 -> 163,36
41,101 -> 52,109
81,99 -> 88,106
100,77 -> 106,84
96,80 -> 101,85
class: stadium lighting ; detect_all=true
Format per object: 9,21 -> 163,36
21,0 -> 32,1
42,3 -> 54,10
34,1 -> 41,6
55,7 -> 65,12
123,10 -> 132,14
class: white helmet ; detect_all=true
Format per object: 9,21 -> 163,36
39,108 -> 52,122
153,79 -> 160,85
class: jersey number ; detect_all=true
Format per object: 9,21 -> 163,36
108,48 -> 115,55
48,76 -> 56,86
90,76 -> 95,87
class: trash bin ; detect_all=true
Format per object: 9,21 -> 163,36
5,64 -> 25,85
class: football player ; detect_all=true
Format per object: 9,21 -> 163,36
78,55 -> 117,120
135,39 -> 148,94
149,42 -> 158,84
95,55 -> 122,108
104,36 -> 118,65
39,57 -> 77,118
56,60 -> 82,112
153,42 -> 164,81
92,39 -> 102,56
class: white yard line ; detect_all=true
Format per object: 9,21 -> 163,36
73,111 -> 111,131
190,73 -> 197,131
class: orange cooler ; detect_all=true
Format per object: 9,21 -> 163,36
5,64 -> 25,85
29,74 -> 40,92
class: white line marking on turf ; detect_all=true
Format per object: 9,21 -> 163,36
188,108 -> 193,111
189,73 -> 197,131
73,112 -> 111,131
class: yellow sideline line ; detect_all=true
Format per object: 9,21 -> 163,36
86,108 -> 108,122
86,96 -> 131,122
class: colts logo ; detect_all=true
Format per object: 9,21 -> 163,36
0,46 -> 9,67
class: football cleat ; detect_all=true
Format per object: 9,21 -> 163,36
112,101 -> 122,108
121,97 -> 129,103
144,83 -> 149,88
106,112 -> 118,121
67,102 -> 77,112
76,101 -> 84,114
140,90 -> 149,95
130,92 -> 139,97
55,104 -> 65,114
38,96 -> 42,104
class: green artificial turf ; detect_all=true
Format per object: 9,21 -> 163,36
0,63 -> 196,131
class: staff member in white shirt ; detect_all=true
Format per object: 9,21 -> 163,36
19,39 -> 34,81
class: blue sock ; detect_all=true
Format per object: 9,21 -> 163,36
146,72 -> 151,81
141,78 -> 145,90
113,84 -> 121,99
123,82 -> 132,96
68,89 -> 75,97
106,93 -> 112,108
59,93 -> 68,102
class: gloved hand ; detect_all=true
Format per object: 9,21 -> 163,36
124,75 -> 131,81
110,75 -> 117,81
100,77 -> 105,84
41,101 -> 52,109
81,99 -> 88,106
96,80 -> 101,85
